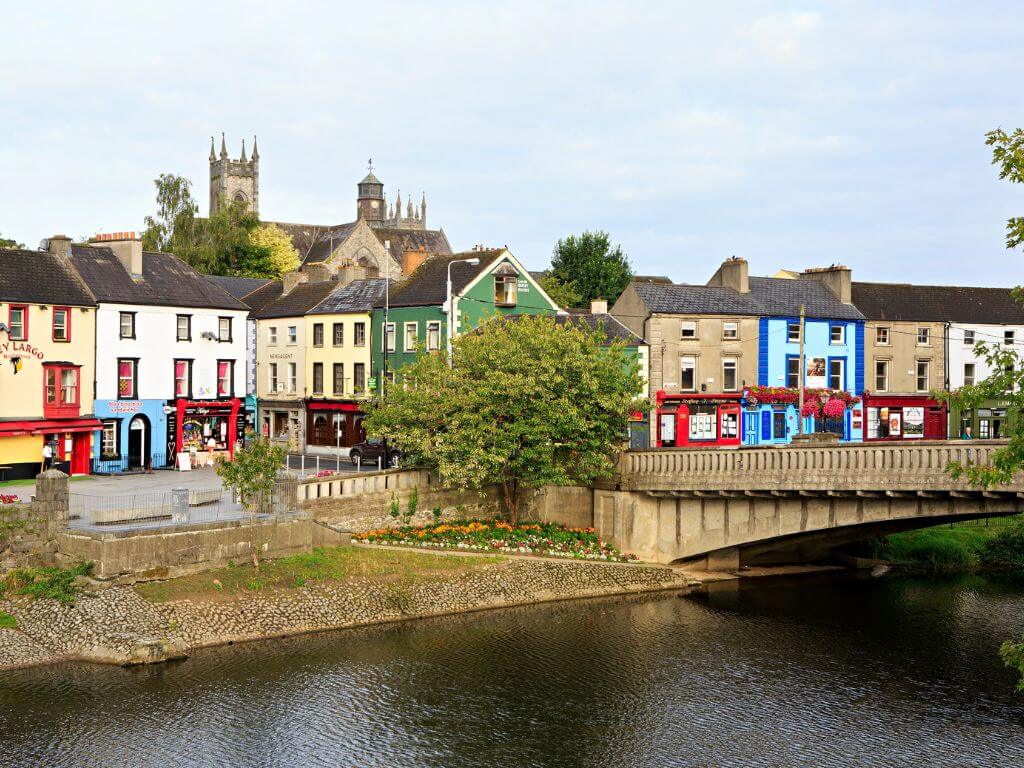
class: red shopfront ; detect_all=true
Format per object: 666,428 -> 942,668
305,401 -> 366,448
168,399 -> 243,463
863,394 -> 947,441
655,392 -> 743,448
0,418 -> 100,478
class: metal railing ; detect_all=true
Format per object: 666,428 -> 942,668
284,453 -> 390,479
91,453 -> 170,475
67,487 -> 255,532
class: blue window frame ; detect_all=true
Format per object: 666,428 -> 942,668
760,410 -> 772,441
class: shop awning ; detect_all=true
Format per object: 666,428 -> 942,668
0,418 -> 103,437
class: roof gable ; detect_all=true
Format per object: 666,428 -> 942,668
0,248 -> 95,306
383,250 -> 507,308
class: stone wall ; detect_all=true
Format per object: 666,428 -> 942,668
0,470 -> 68,570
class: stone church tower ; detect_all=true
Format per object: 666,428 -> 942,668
209,133 -> 259,216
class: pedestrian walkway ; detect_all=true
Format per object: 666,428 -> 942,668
4,466 -> 226,503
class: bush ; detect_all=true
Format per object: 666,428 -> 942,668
1,562 -> 94,604
981,521 -> 1024,570
0,610 -> 16,629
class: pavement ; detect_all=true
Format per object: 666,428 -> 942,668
5,466 -> 226,503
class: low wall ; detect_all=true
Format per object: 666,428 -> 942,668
528,486 -> 595,529
1,470 -> 68,570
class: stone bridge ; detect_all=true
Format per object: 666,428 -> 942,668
589,441 -> 1024,568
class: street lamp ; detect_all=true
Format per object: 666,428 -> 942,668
445,257 -> 480,366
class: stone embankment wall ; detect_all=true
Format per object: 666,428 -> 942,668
0,557 -> 692,671
0,470 -> 69,570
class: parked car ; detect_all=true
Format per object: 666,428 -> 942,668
349,438 -> 401,468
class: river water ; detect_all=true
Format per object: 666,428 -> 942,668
2,573 -> 1023,767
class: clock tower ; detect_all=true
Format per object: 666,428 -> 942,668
356,160 -> 385,223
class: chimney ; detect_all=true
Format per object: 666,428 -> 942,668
336,264 -> 369,286
801,264 -> 852,304
46,234 -> 73,259
303,264 -> 333,284
91,231 -> 142,277
281,270 -> 307,295
707,256 -> 749,294
590,298 -> 608,314
402,245 -> 431,276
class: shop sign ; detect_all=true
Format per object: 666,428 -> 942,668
0,341 -> 45,361
806,357 -> 827,389
368,377 -> 378,389
107,400 -> 143,414
904,407 -> 924,438
165,408 -> 178,459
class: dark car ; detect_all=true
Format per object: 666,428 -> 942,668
349,438 -> 401,468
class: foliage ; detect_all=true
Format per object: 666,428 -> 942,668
215,438 -> 285,513
870,516 -> 1023,573
986,128 -> 1024,250
354,519 -> 637,561
141,173 -> 198,253
248,223 -> 300,277
0,233 -> 24,249
1001,635 -> 1024,693
745,386 -> 859,407
0,501 -> 31,554
537,273 -> 583,310
980,519 -> 1024,569
406,487 -> 419,525
0,562 -> 94,604
0,610 -> 16,629
550,230 -> 632,307
364,315 -> 644,524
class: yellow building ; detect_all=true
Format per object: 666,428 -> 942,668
0,238 -> 99,478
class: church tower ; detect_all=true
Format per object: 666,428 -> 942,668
356,159 -> 385,223
209,133 -> 259,216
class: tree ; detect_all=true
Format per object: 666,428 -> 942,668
215,439 -> 286,569
141,173 -> 198,253
986,128 -> 1024,250
537,273 -> 582,310
249,223 -> 300,277
0,233 -> 24,249
550,231 -> 632,308
363,314 -> 644,524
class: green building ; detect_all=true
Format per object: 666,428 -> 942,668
371,248 -> 560,390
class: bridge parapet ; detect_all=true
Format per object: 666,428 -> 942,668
618,440 -> 1022,494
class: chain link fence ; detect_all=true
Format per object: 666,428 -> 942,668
67,486 -> 265,532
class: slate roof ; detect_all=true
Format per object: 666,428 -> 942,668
371,227 -> 453,268
631,276 -> 864,321
203,275 -> 272,301
297,223 -> 359,267
68,246 -> 247,310
0,248 -> 95,306
557,311 -> 646,345
309,278 -> 390,315
853,282 -> 1024,324
383,250 -> 507,308
252,280 -> 342,319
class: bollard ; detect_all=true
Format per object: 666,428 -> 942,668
357,456 -> 361,473
316,456 -> 320,474
301,454 -> 305,476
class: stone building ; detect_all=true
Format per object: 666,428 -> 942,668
209,134 -> 259,216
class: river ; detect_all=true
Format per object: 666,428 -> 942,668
2,572 -> 1023,767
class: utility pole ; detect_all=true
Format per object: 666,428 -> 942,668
797,304 -> 806,435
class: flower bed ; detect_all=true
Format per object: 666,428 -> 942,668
353,520 -> 638,562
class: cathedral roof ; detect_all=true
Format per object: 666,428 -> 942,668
371,227 -> 453,266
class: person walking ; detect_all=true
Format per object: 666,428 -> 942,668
41,440 -> 53,472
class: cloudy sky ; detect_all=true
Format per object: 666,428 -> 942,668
2,1 -> 1022,285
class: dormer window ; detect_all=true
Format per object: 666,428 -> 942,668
493,263 -> 519,307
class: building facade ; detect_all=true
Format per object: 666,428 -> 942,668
948,317 -> 1024,439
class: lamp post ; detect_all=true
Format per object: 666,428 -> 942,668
445,257 -> 480,366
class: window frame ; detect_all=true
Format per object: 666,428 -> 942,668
311,362 -> 324,395
332,322 -> 343,347
217,359 -> 235,398
218,316 -> 233,343
354,322 -> 366,347
964,362 -> 976,387
173,358 -> 193,399
875,326 -> 890,346
52,306 -> 71,342
287,325 -> 297,345
721,322 -> 738,341
8,304 -> 27,341
288,362 -> 297,393
426,321 -> 441,352
828,358 -> 845,390
963,329 -> 975,346
494,275 -> 518,307
875,359 -> 889,392
268,325 -> 278,345
333,363 -> 345,395
787,322 -> 801,343
1005,330 -> 1016,346
916,359 -> 930,393
176,314 -> 192,342
43,364 -> 80,408
680,320 -> 697,339
353,362 -> 366,393
829,323 -> 845,345
786,355 -> 800,388
384,322 -> 396,353
680,355 -> 697,392
117,358 -> 139,400
100,419 -> 120,458
404,321 -> 418,353
119,311 -> 136,339
722,357 -> 738,392
269,362 -> 279,393
312,322 -> 324,348
916,327 -> 930,346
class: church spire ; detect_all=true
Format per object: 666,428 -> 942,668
220,132 -> 227,160
209,136 -> 216,162
394,189 -> 401,221
239,138 -> 247,162
420,191 -> 426,223
251,135 -> 259,161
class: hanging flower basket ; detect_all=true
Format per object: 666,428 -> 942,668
800,399 -> 821,418
822,397 -> 847,419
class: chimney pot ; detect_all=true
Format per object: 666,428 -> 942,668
47,234 -> 73,259
89,231 -> 143,276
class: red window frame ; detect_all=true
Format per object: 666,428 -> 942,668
42,363 -> 81,417
118,358 -> 138,399
8,304 -> 28,341
52,306 -> 71,342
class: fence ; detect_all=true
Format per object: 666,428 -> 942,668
285,453 -> 392,479
66,486 -> 271,532
91,453 -> 170,475
296,467 -> 429,503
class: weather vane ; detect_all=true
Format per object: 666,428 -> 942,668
367,157 -> 373,173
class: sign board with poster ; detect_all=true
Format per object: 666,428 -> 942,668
176,452 -> 192,471
903,407 -> 924,438
866,407 -> 879,439
888,412 -> 902,437
805,357 -> 827,389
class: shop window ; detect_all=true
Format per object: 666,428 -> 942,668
773,411 -> 787,440
916,360 -> 930,392
722,322 -> 738,340
787,323 -> 800,343
8,305 -> 27,341
917,327 -> 929,346
354,322 -> 366,347
287,326 -> 297,345
1005,330 -> 1016,346
426,321 -> 441,351
875,326 -> 889,345
354,363 -> 366,393
964,363 -> 976,387
681,321 -> 697,339
173,359 -> 192,398
117,359 -> 138,399
52,306 -> 70,342
101,420 -> 120,458
312,323 -> 324,347
689,405 -> 717,441
218,317 -> 232,342
288,363 -> 297,393
786,356 -> 800,388
217,360 -> 234,397
312,363 -> 324,395
384,323 -> 396,353
176,314 -> 191,341
333,323 -> 344,347
268,326 -> 278,345
963,329 -> 975,346
722,358 -> 738,391
720,409 -> 739,439
830,324 -> 844,345
119,312 -> 135,339
494,275 -> 517,307
44,364 -> 80,416
828,359 -> 844,390
875,360 -> 889,392
680,356 -> 696,392
333,363 -> 345,395
269,363 -> 279,393
404,322 -> 418,352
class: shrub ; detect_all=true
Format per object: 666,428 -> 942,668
981,521 -> 1024,570
1,562 -> 94,604
0,610 -> 16,629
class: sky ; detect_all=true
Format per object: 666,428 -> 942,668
1,1 -> 1023,286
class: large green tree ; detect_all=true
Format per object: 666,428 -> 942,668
549,230 -> 632,308
363,314 -> 644,524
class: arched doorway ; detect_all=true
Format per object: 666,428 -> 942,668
127,414 -> 151,470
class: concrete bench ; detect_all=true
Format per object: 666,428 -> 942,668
188,489 -> 222,506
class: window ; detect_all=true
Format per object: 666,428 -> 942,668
722,322 -> 738,340
917,327 -> 929,345
173,359 -> 192,398
875,326 -> 890,345
916,360 -> 930,392
354,363 -> 366,393
875,360 -> 889,392
1005,330 -> 1016,346
354,322 -> 366,347
828,359 -> 844,390
786,356 -> 800,388
288,362 -> 297,393
404,322 -> 418,352
681,321 -> 697,339
426,321 -> 441,352
787,322 -> 800,343
312,322 -> 324,347
333,363 -> 345,395
964,363 -> 976,387
268,326 -> 278,345
384,323 -> 396,353
494,275 -> 517,307
830,324 -> 844,345
722,358 -> 738,391
269,363 -> 279,392
217,360 -> 234,397
119,312 -> 135,339
101,420 -> 119,458
312,362 -> 324,395
287,326 -> 297,345
52,306 -> 70,341
218,316 -> 232,342
8,305 -> 26,341
680,356 -> 696,391
176,314 -> 191,341
333,323 -> 343,347
117,359 -> 138,399
56,367 -> 78,405
963,329 -> 975,346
